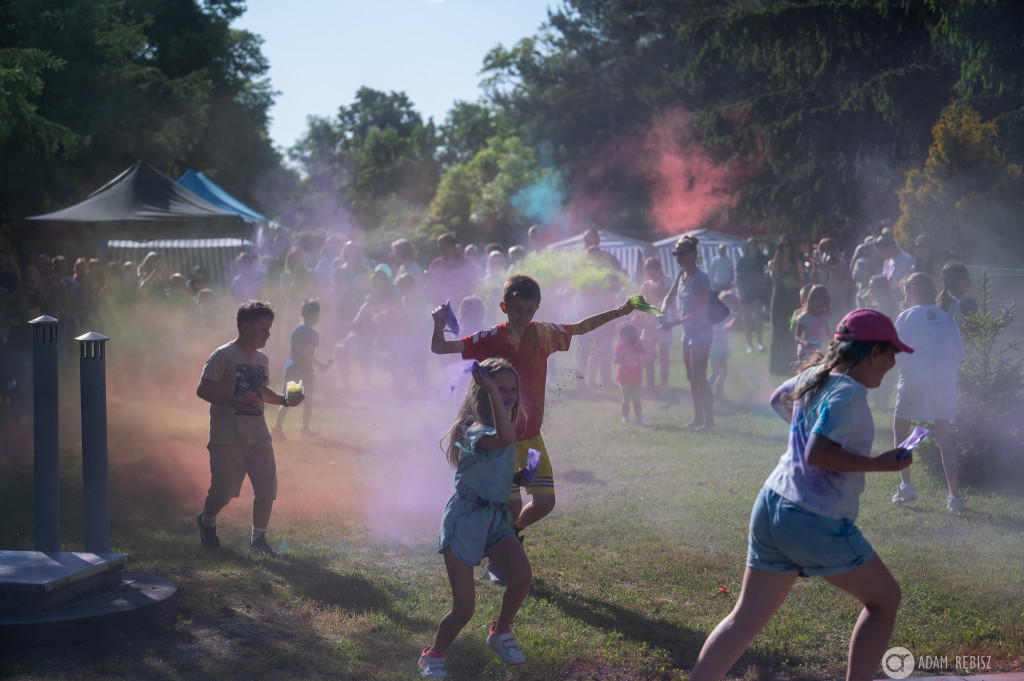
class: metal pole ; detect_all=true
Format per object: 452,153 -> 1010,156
30,315 -> 60,552
78,332 -> 110,554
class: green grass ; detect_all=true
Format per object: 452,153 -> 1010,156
1,336 -> 1022,680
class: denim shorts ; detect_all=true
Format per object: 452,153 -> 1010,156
437,491 -> 513,566
746,486 -> 874,577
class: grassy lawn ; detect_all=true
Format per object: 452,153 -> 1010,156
1,336 -> 1022,680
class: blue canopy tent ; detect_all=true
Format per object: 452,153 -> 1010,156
176,170 -> 270,223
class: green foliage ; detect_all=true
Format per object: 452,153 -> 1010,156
951,271 -> 1024,488
0,0 -> 279,231
896,103 -> 1024,264
290,87 -> 440,231
682,0 -> 953,238
428,135 -> 544,245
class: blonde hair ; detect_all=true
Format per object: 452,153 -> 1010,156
440,358 -> 519,468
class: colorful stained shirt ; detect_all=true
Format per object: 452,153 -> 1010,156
764,365 -> 875,521
614,341 -> 644,384
461,321 -> 574,440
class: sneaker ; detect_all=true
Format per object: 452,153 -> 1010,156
947,495 -> 965,512
622,417 -> 630,424
892,482 -> 918,503
417,646 -> 448,679
486,621 -> 526,665
250,534 -> 277,555
196,512 -> 220,549
635,418 -> 644,426
483,561 -> 508,587
757,343 -> 766,352
746,345 -> 753,354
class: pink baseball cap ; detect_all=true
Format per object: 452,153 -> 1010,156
834,308 -> 914,353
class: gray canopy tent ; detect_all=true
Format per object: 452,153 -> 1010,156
26,161 -> 253,249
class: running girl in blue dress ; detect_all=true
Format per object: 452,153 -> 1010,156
419,358 -> 531,679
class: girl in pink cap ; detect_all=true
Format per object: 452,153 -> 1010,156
689,308 -> 914,681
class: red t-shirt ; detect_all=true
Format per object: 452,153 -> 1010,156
614,341 -> 644,384
461,321 -> 574,440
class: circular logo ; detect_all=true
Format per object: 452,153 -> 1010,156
882,647 -> 915,679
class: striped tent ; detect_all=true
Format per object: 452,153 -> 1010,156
653,229 -> 748,280
546,230 -> 653,281
105,238 -> 252,290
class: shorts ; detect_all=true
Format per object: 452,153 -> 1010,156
509,435 -> 554,500
894,374 -> 957,422
746,486 -> 874,577
437,491 -> 513,566
206,439 -> 277,504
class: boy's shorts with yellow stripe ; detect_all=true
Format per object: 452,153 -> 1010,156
509,435 -> 554,500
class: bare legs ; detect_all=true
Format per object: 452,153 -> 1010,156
690,556 -> 901,681
683,342 -> 714,429
894,416 -> 960,497
430,537 -> 532,655
507,493 -> 555,531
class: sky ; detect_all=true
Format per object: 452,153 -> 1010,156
232,0 -> 558,152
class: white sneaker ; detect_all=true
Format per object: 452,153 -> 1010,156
892,482 -> 918,503
418,646 -> 448,678
947,495 -> 965,512
746,345 -> 753,354
486,622 -> 525,665
757,343 -> 766,352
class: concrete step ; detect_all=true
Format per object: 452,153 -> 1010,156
0,550 -> 129,615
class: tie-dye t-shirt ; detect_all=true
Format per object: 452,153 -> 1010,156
202,341 -> 271,446
764,365 -> 875,521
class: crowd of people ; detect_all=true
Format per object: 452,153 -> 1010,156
0,222 -> 983,679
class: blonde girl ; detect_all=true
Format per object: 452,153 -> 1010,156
419,358 -> 531,678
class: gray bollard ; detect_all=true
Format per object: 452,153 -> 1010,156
78,332 -> 111,554
30,315 -> 61,552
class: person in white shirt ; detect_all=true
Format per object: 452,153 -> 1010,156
890,273 -> 966,512
708,244 -> 735,292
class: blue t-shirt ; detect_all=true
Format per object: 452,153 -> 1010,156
764,365 -> 875,521
453,422 -> 515,504
284,323 -> 319,373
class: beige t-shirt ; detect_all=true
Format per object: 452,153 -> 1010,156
202,341 -> 271,446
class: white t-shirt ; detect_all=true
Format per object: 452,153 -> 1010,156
765,366 -> 876,521
894,304 -> 964,385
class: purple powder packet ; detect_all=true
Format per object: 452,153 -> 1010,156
442,299 -> 460,336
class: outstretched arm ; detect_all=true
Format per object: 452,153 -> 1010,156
573,298 -> 635,335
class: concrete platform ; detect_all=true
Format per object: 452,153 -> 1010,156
0,550 -> 129,614
0,551 -> 177,648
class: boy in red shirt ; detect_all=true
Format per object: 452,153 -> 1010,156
431,275 -> 639,573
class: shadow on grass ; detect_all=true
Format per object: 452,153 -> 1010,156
529,577 -> 809,675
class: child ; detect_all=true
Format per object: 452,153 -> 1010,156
789,284 -> 813,335
689,309 -> 914,681
614,323 -> 645,425
867,274 -> 899,320
936,262 -> 977,327
419,358 -> 530,678
890,273 -> 967,512
709,291 -> 738,400
794,285 -> 830,361
431,275 -> 639,583
637,257 -> 673,392
272,299 -> 330,440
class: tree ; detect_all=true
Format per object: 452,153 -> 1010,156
290,88 -> 439,230
428,135 -> 547,246
681,0 -> 956,243
0,0 -> 280,238
896,103 -> 1024,265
